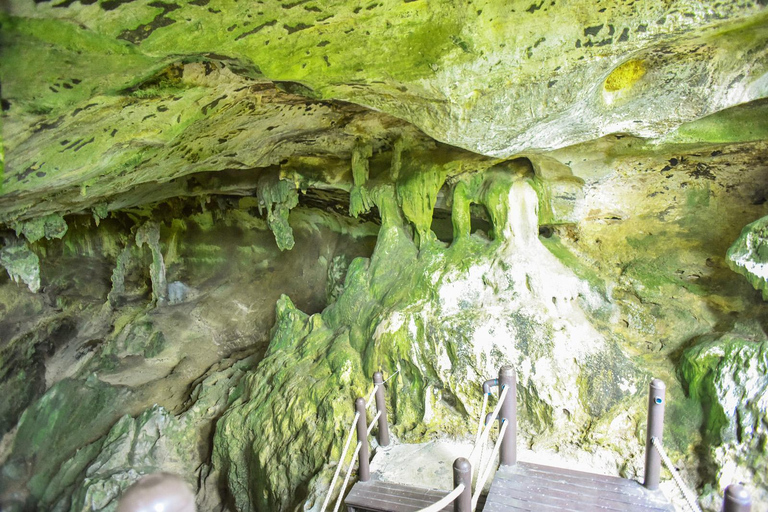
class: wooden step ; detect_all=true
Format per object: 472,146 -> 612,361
345,480 -> 454,512
483,462 -> 675,512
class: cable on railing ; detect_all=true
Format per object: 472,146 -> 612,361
471,419 -> 508,511
474,392 -> 489,446
651,437 -> 702,512
384,369 -> 400,384
365,385 -> 379,409
412,483 -> 466,512
367,410 -> 381,436
322,377 -> 383,512
332,442 -> 362,512
320,411 -> 360,512
468,385 -> 508,468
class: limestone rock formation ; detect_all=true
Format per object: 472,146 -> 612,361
1,1 -> 768,512
682,332 -> 768,506
728,215 -> 768,300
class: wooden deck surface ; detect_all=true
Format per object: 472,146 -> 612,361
483,462 -> 676,512
345,480 -> 453,512
345,462 -> 675,511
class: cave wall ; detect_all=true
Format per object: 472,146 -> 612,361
1,1 -> 768,511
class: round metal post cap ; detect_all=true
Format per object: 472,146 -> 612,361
117,473 -> 196,512
355,397 -> 366,408
499,366 -> 516,378
725,484 -> 751,504
373,371 -> 384,383
453,457 -> 471,473
650,378 -> 666,390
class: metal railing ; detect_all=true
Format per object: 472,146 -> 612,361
321,371 -> 390,512
326,366 -> 754,512
642,378 -> 753,512
417,459 -> 471,512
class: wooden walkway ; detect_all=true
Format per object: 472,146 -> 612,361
345,480 -> 453,512
345,480 -> 487,512
344,462 -> 672,512
340,367 -> 680,512
483,462 -> 675,512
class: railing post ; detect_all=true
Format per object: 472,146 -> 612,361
453,457 -> 471,512
482,378 -> 498,394
498,366 -> 517,466
355,398 -> 370,482
643,378 -> 666,490
722,484 -> 752,512
373,372 -> 390,447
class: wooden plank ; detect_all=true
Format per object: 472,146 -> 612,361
345,481 -> 453,512
515,462 -> 635,486
485,489 -> 672,512
486,480 -> 673,512
359,480 -> 451,499
486,462 -> 675,512
495,463 -> 647,497
346,494 -> 450,512
499,478 -> 667,506
483,496 -> 579,512
347,481 -> 448,503
346,487 -> 442,509
492,469 -> 668,506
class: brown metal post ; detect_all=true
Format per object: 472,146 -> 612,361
643,378 -> 666,490
722,484 -> 752,512
373,372 -> 390,447
355,397 -> 370,482
453,457 -> 471,512
498,366 -> 517,466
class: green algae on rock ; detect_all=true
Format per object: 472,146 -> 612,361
3,1 -> 768,161
727,215 -> 768,300
211,177 -> 647,511
0,376 -> 132,510
0,240 -> 40,293
681,334 -> 768,505
1,1 -> 768,510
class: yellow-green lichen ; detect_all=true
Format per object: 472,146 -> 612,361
603,59 -> 646,92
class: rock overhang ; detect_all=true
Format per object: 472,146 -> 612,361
1,0 -> 768,228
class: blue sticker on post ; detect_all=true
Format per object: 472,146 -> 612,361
654,397 -> 663,404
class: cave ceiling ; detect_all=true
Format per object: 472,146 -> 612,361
1,0 -> 768,226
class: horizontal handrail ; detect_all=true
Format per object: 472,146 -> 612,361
415,483 -> 466,512
319,411 -> 361,512
651,437 -> 702,512
469,385 -> 508,466
332,442 -> 362,512
367,410 -> 381,436
472,419 -> 508,510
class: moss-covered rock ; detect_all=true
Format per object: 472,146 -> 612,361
0,240 -> 40,293
680,334 -> 768,503
0,376 -> 132,509
212,180 -> 645,510
727,215 -> 768,300
1,3 -> 767,507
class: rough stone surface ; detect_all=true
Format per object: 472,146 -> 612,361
1,1 -> 768,512
0,240 -> 41,293
682,333 -> 768,508
727,215 -> 768,300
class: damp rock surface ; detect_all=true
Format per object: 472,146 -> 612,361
1,1 -> 768,512
727,215 -> 768,300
